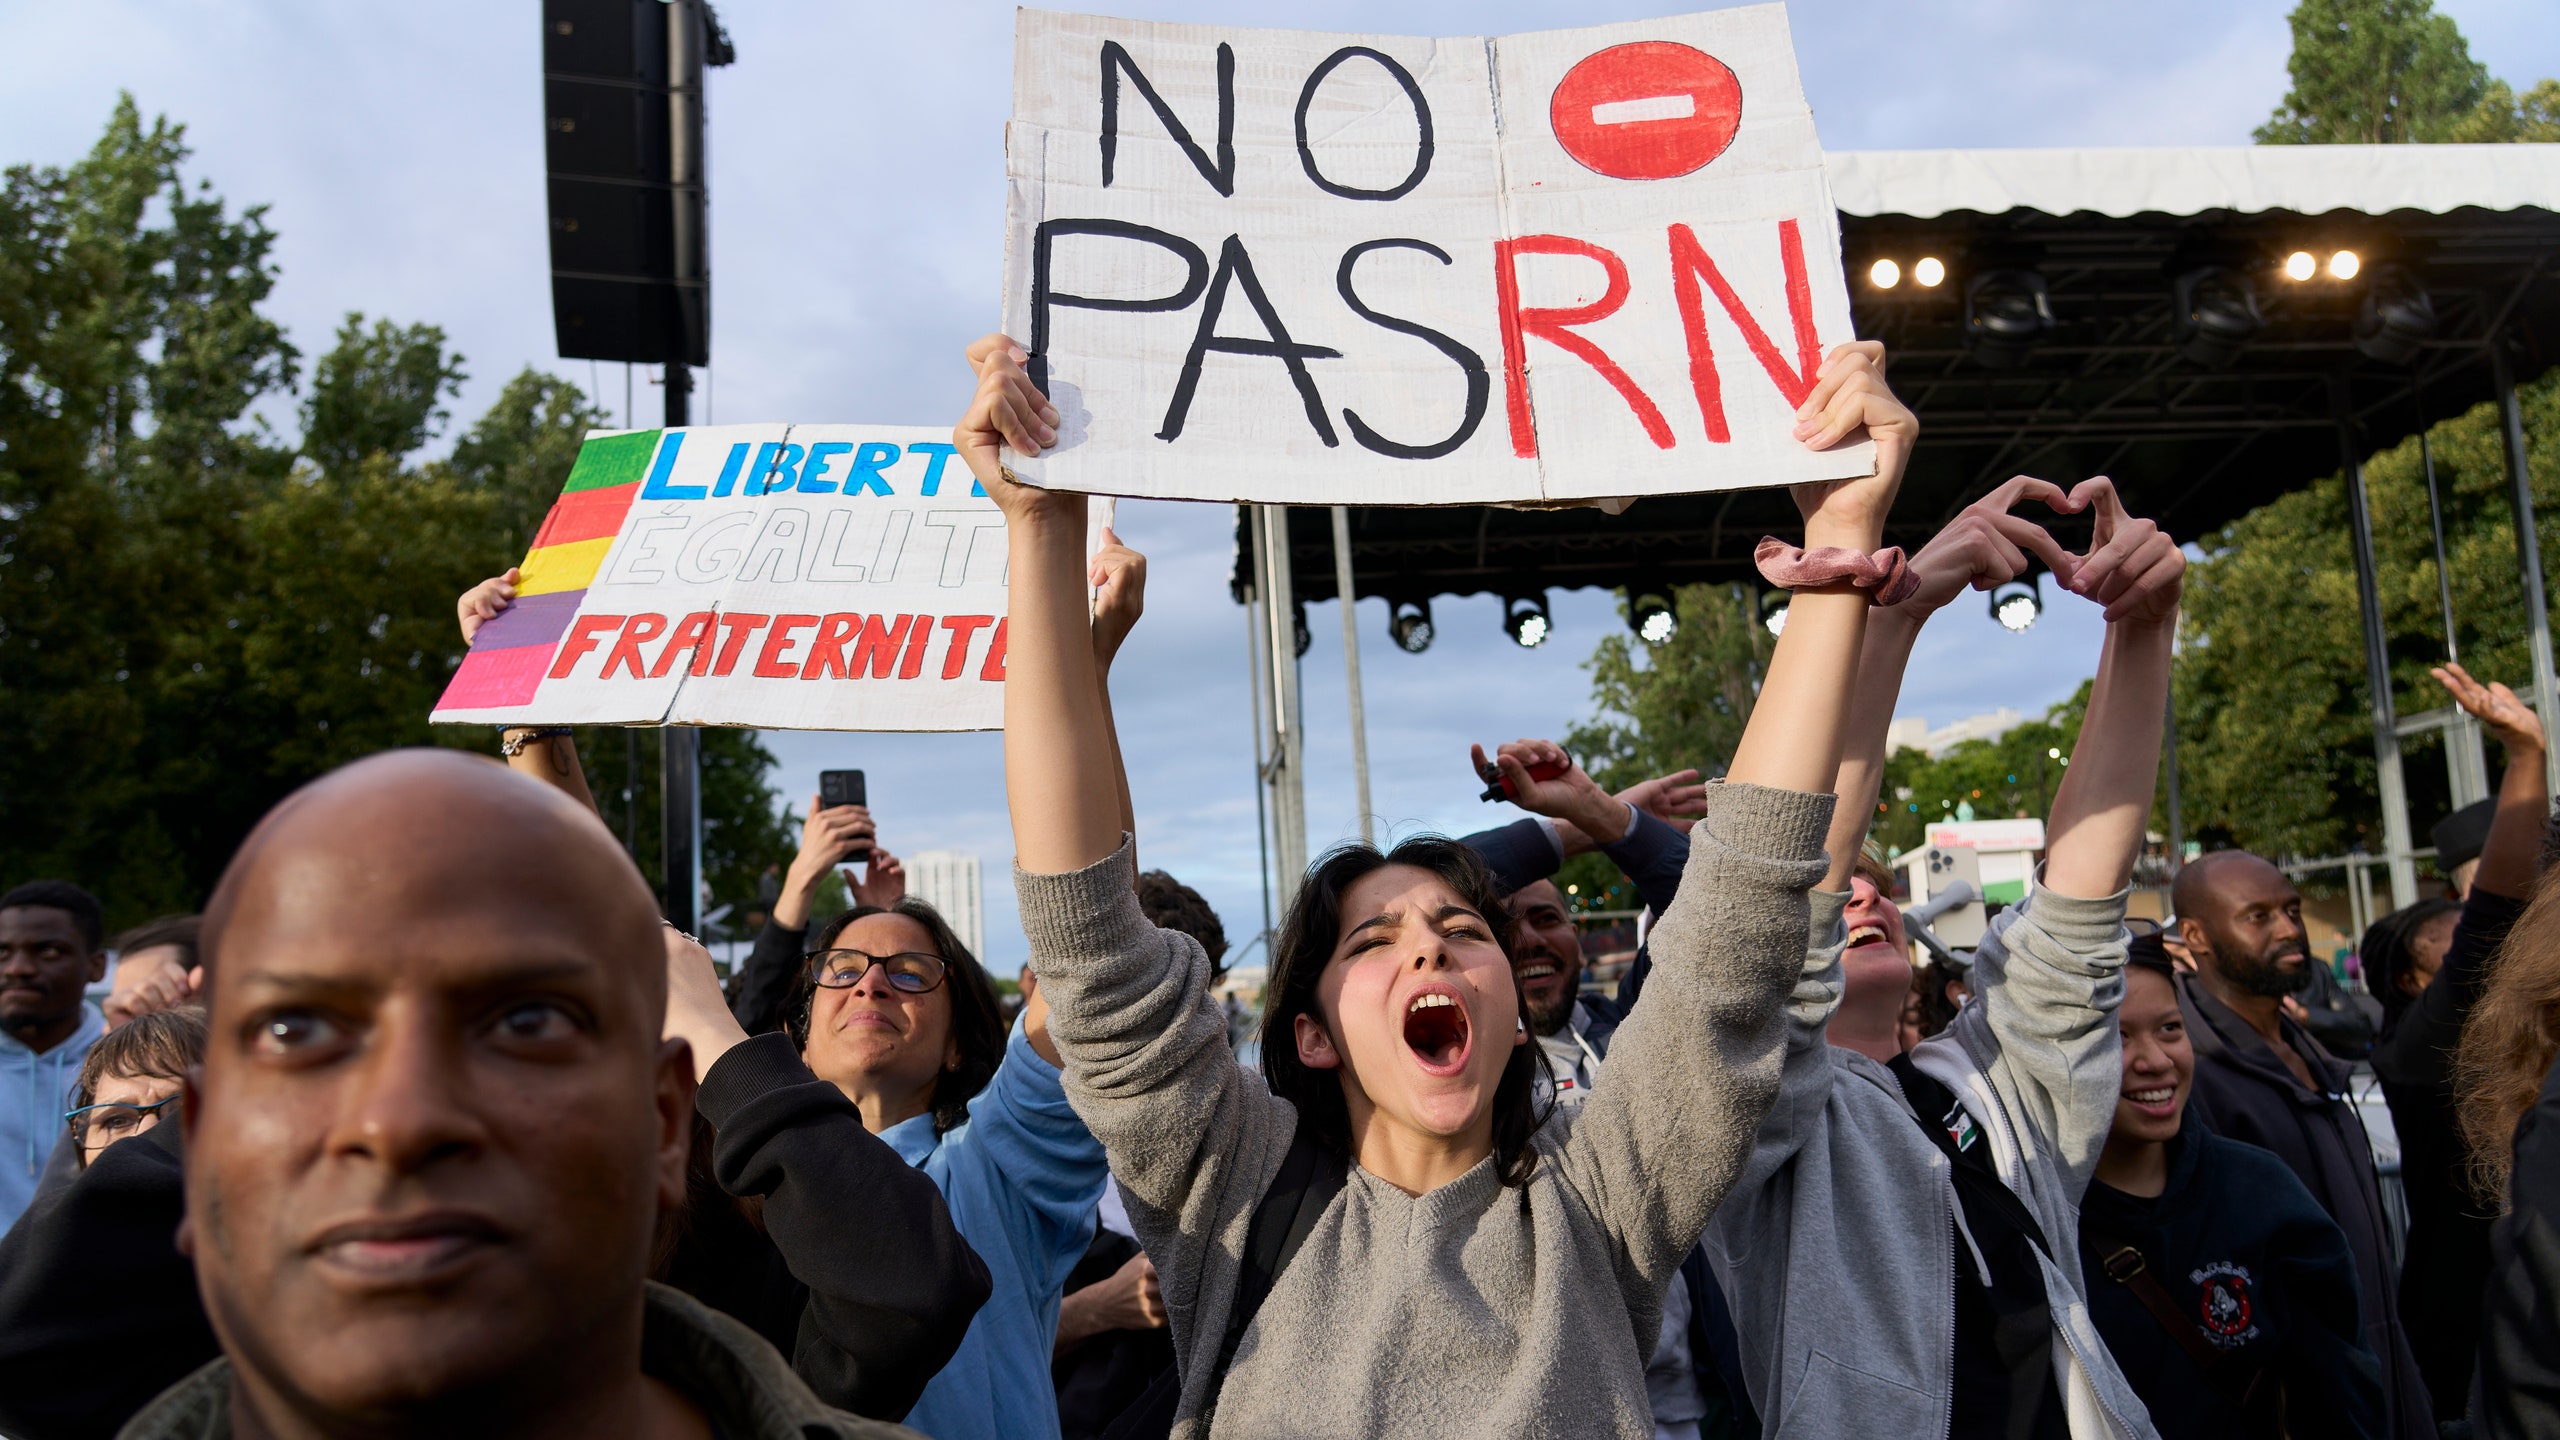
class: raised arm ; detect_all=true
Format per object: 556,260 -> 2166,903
1090,526 -> 1146,875
959,335 -> 1293,1387
2037,480 -> 2180,896
1946,478 -> 2183,1193
1561,342 -> 1910,1284
458,569 -> 599,814
2432,662 -> 2548,903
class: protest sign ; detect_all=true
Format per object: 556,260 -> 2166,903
431,425 -> 1017,732
1002,4 -> 1872,507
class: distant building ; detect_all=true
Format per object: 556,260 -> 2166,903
1887,707 -> 2026,758
907,850 -> 986,963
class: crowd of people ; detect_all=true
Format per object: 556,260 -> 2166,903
0,335 -> 2553,1440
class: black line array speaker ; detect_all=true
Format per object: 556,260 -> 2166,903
543,0 -> 729,366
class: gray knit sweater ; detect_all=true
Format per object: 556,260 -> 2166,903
1015,782 -> 1832,1440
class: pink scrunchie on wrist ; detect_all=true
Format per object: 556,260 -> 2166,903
1753,537 -> 1921,606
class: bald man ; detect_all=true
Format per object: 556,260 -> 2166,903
2172,849 -> 2433,1439
110,750 -> 921,1440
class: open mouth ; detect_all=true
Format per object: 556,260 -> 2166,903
1402,988 -> 1474,1075
1845,925 -> 1888,948
1515,961 -> 1558,983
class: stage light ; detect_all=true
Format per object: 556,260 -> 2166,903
2329,249 -> 2361,281
1990,576 -> 2042,633
2353,264 -> 2437,366
1292,602 -> 1311,658
1758,587 -> 1793,638
1914,256 -> 1946,287
1628,586 -> 1678,645
1389,598 -> 1434,654
2284,251 -> 2317,282
2172,266 -> 2263,367
1869,258 -> 1901,289
1964,270 -> 2055,367
1504,593 -> 1553,648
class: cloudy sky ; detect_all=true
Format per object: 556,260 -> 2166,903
9,0 -> 2558,971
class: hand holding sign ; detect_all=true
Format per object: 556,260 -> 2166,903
1787,342 -> 1916,551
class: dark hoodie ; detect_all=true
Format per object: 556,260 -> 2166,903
2078,1122 -> 2384,1438
2174,973 -> 2432,1438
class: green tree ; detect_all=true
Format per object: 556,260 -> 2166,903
1565,581 -> 1772,792
2259,0 -> 2559,144
1876,691 -> 2086,858
2173,377 -> 2560,858
0,99 -> 791,925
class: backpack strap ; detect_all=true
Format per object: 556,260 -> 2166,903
1099,1124 -> 1348,1440
2087,1227 -> 2268,1412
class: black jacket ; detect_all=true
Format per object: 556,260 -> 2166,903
0,1035 -> 990,1438
731,915 -> 813,1037
2370,885 -> 2518,1422
2079,1123 -> 2384,1439
0,1120 -> 211,1440
2475,1051 -> 2560,1439
2175,973 -> 2433,1439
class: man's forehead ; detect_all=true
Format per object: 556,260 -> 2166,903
0,907 -> 82,941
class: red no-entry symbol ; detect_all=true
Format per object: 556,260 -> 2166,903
1549,41 -> 1742,182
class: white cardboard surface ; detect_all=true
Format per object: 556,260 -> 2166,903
1002,5 -> 1874,506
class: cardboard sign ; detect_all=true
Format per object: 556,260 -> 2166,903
1003,5 -> 1872,506
431,425 -> 1012,732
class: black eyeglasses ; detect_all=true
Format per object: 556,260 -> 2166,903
64,1095 -> 179,1150
808,948 -> 948,995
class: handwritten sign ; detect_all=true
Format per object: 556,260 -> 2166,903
431,425 -> 1012,732
1002,5 -> 1871,506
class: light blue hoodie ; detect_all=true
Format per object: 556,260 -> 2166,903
883,1015 -> 1106,1440
0,1000 -> 104,1232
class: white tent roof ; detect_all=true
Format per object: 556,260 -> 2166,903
1824,145 -> 2560,221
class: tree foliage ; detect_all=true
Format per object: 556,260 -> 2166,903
0,100 -> 789,925
1565,582 -> 1771,793
2174,377 -> 2560,858
2258,0 -> 2557,144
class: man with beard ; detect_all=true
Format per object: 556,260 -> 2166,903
2173,851 -> 2434,1439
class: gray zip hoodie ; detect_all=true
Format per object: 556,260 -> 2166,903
1702,884 -> 2158,1440
1016,781 -> 1831,1440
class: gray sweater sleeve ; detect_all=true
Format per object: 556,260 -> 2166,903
1013,838 -> 1293,1390
1557,781 -> 1833,1298
1947,882 -> 2131,1201
1730,886 -> 1851,1196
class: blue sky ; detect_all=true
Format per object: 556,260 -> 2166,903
8,0 -> 2557,971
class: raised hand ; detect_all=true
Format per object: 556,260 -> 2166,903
774,795 -> 878,929
458,568 -> 520,644
2058,477 -> 2183,625
1789,342 -> 1917,550
2432,661 -> 2546,755
1617,768 -> 1709,835
1471,739 -> 1630,846
850,846 -> 906,909
661,923 -> 747,1082
1892,475 -> 2079,621
102,949 -> 195,1030
957,333 -> 1068,525
1090,526 -> 1148,671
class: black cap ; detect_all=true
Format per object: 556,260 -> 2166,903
2433,799 -> 2496,872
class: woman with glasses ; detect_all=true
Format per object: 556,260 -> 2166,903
63,1006 -> 205,1169
765,895 -> 1107,1440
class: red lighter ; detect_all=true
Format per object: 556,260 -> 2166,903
1479,750 -> 1573,803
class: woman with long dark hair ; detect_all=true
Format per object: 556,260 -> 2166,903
960,330 -> 1910,1438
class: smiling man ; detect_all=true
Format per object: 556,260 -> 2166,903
2174,850 -> 2435,1437
120,749 -> 918,1440
0,880 -> 110,1231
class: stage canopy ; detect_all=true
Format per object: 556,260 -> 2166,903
1236,144 -> 2560,628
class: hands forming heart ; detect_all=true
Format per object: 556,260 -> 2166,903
1895,474 -> 2184,627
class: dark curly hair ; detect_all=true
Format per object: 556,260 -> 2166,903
1138,870 -> 1228,977
1260,836 -> 1552,1187
786,896 -> 1007,1135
